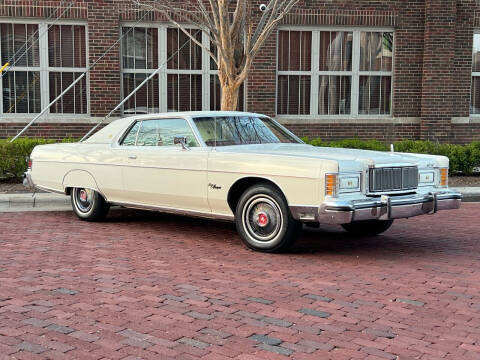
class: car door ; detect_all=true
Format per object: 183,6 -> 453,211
119,118 -> 210,212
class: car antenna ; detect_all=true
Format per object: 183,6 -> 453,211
214,117 -> 217,149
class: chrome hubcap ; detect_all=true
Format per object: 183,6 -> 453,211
74,188 -> 93,213
242,195 -> 282,243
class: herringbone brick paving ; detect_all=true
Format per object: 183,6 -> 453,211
0,205 -> 479,359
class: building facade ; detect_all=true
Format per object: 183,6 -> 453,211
0,0 -> 479,143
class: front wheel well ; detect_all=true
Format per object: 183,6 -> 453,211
227,177 -> 287,213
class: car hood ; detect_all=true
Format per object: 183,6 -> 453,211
214,143 -> 446,171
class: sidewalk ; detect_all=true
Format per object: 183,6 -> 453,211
1,187 -> 479,212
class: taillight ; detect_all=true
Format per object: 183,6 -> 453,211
28,158 -> 32,170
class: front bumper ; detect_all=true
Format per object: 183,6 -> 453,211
290,189 -> 462,224
318,190 -> 462,224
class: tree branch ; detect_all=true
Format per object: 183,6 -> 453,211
249,0 -> 299,57
132,0 -> 221,67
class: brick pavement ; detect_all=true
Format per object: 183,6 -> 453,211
0,205 -> 479,359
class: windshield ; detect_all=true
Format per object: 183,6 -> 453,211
192,116 -> 302,146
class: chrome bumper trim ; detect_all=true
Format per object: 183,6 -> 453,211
316,190 -> 462,225
23,171 -> 34,189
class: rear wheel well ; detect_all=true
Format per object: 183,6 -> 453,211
65,186 -> 107,202
227,177 -> 286,213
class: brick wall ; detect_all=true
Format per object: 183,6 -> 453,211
0,0 -> 480,144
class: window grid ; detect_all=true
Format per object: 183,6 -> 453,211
121,24 -> 246,115
0,21 -> 88,116
277,28 -> 394,118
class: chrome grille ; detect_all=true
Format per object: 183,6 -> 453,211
369,166 -> 418,193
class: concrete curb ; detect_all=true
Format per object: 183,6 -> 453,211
0,187 -> 479,212
0,193 -> 71,212
451,187 -> 480,202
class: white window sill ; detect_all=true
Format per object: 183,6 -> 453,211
0,115 -> 119,124
452,117 -> 480,124
275,116 -> 419,125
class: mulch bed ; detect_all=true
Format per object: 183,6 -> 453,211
1,175 -> 479,194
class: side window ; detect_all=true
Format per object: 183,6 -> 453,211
136,119 -> 198,147
121,121 -> 141,146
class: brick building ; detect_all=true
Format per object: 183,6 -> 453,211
0,0 -> 480,143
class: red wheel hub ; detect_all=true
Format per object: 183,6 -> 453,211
257,212 -> 269,227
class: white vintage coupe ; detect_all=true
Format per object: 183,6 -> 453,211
24,111 -> 462,252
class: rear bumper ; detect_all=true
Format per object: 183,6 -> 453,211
290,189 -> 462,224
318,190 -> 462,224
23,170 -> 34,189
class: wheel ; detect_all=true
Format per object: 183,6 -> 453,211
235,183 -> 301,252
341,219 -> 393,236
71,187 -> 110,221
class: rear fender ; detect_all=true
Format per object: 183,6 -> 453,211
62,170 -> 103,198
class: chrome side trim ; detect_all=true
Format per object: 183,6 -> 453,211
35,185 -> 67,195
110,200 -> 235,222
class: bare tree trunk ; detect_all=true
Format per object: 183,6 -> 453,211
221,83 -> 240,110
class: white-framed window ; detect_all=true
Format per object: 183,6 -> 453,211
276,27 -> 393,118
471,32 -> 480,115
0,20 -> 88,115
121,24 -> 245,114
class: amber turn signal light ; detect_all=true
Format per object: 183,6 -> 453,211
439,168 -> 448,187
325,173 -> 338,197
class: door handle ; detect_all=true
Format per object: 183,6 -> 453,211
128,155 -> 137,159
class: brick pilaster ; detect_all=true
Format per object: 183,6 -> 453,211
421,0 -> 456,141
87,0 -> 121,117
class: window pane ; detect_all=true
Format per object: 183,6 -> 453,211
167,74 -> 202,111
318,76 -> 351,115
277,75 -> 310,115
210,75 -> 245,111
278,30 -> 311,71
319,31 -> 352,71
360,32 -> 393,72
122,73 -> 159,114
1,23 -> 39,67
471,77 -> 480,114
210,75 -> 221,110
473,34 -> 480,73
3,71 -> 41,113
49,25 -> 86,68
167,28 -> 202,70
121,122 -> 141,146
49,72 -> 87,114
74,25 -> 86,68
122,27 -> 157,69
382,33 -> 393,71
359,75 -> 391,115
136,119 -> 198,147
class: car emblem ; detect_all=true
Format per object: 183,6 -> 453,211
208,183 -> 222,190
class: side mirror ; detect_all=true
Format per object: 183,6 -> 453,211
173,135 -> 190,150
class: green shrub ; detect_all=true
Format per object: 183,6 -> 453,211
0,138 -> 76,180
303,138 -> 480,175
